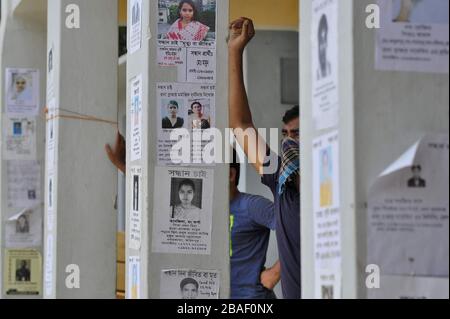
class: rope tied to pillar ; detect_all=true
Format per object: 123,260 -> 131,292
43,106 -> 119,128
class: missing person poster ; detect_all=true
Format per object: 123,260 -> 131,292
368,134 -> 449,277
152,167 -> 214,255
6,161 -> 41,209
129,167 -> 143,251
130,75 -> 143,162
127,256 -> 141,299
178,48 -> 216,84
5,68 -> 40,116
46,98 -> 58,171
160,269 -> 220,299
3,250 -> 42,296
157,83 -> 215,166
313,131 -> 341,299
129,0 -> 142,54
376,0 -> 449,73
311,0 -> 339,131
313,131 -> 341,269
2,116 -> 37,160
5,206 -> 42,248
157,0 -> 216,49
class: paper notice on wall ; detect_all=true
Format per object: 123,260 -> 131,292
129,167 -> 142,251
368,134 -> 449,277
160,269 -> 220,299
5,205 -> 42,248
2,116 -> 37,160
152,167 -> 214,255
129,0 -> 142,54
157,83 -> 215,166
7,161 -> 41,209
313,131 -> 341,273
44,234 -> 54,297
315,268 -> 342,299
5,68 -> 40,116
47,44 -> 55,100
368,275 -> 449,299
130,75 -> 143,162
178,48 -> 216,84
157,0 -> 217,49
158,46 -> 185,66
3,250 -> 42,296
127,256 -> 141,299
376,0 -> 449,73
311,0 -> 339,131
46,98 -> 58,171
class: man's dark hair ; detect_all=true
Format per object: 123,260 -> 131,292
230,149 -> 241,187
178,179 -> 196,192
318,14 -> 328,40
180,277 -> 199,290
283,105 -> 299,124
169,100 -> 179,108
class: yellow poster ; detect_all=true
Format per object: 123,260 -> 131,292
3,249 -> 42,296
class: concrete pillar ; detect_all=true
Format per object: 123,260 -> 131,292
300,0 -> 449,298
0,0 -> 47,299
44,0 -> 118,298
125,0 -> 230,299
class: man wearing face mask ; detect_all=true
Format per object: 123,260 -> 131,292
228,18 -> 301,299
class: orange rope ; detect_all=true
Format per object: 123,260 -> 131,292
43,107 -> 118,128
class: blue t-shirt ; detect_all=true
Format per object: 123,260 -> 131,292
262,157 -> 301,299
230,193 -> 276,299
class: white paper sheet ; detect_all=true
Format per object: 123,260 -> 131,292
375,0 -> 449,73
160,269 -> 220,299
6,161 -> 41,209
368,134 -> 449,277
152,167 -> 214,255
129,0 -> 142,55
5,68 -> 40,116
5,205 -> 42,248
2,116 -> 37,160
127,256 -> 141,299
130,75 -> 143,162
311,0 -> 339,130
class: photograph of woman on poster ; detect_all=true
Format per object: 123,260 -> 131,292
166,0 -> 210,42
189,101 -> 210,130
170,179 -> 202,221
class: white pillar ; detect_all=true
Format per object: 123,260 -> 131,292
44,0 -> 118,298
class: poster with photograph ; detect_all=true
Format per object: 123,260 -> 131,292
129,0 -> 143,54
376,0 -> 449,73
313,131 -> 341,272
3,250 -> 42,296
368,134 -> 449,277
157,83 -> 215,166
152,167 -> 214,255
5,68 -> 40,115
158,0 -> 216,48
4,206 -> 42,248
127,256 -> 141,299
2,116 -> 37,160
47,44 -> 55,100
311,0 -> 339,131
160,269 -> 220,299
129,167 -> 142,251
46,98 -> 58,171
130,75 -> 143,162
315,268 -> 342,299
6,161 -> 41,209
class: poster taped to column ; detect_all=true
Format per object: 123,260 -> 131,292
4,206 -> 42,248
46,98 -> 58,171
311,0 -> 339,130
368,134 -> 449,277
152,167 -> 214,255
157,0 -> 216,49
178,48 -> 216,84
2,116 -> 37,160
129,167 -> 142,250
160,269 -> 220,299
376,0 -> 449,73
3,250 -> 42,296
127,256 -> 141,299
313,131 -> 341,272
5,68 -> 40,115
157,83 -> 215,166
130,75 -> 143,162
44,234 -> 55,297
129,0 -> 143,54
7,161 -> 41,209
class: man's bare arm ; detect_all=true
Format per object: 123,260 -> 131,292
228,18 -> 268,175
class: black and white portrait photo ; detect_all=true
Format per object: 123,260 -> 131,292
16,214 -> 30,234
170,178 -> 203,221
317,14 -> 331,81
15,259 -> 31,282
408,165 -> 426,188
133,174 -> 140,211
